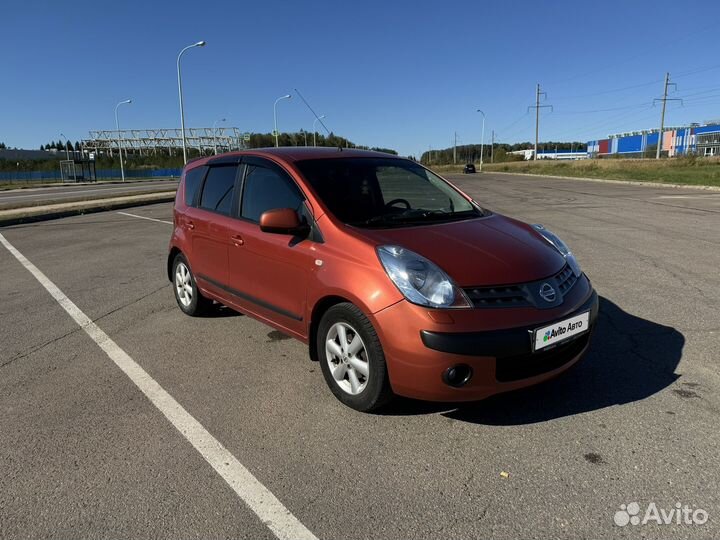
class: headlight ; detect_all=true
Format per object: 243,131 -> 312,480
376,245 -> 470,308
532,224 -> 582,277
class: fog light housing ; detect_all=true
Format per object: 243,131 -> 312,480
442,364 -> 473,387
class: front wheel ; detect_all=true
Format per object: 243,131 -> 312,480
317,303 -> 393,412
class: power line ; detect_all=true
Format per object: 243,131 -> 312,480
553,79 -> 664,101
554,102 -> 650,115
673,63 -> 720,79
494,112 -> 529,138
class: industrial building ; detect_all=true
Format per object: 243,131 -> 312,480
587,122 -> 720,158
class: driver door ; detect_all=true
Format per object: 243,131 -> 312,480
226,157 -> 317,337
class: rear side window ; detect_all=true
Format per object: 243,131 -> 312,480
241,164 -> 303,222
199,165 -> 238,216
184,166 -> 206,206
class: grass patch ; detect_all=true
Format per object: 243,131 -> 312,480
479,157 -> 720,187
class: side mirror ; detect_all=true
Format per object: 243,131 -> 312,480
259,208 -> 309,235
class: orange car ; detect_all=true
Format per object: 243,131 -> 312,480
168,148 -> 598,411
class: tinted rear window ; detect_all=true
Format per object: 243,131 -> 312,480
199,165 -> 237,215
184,166 -> 206,206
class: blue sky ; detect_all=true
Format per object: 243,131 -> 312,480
3,0 -> 720,157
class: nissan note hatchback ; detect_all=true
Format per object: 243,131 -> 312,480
168,148 -> 598,411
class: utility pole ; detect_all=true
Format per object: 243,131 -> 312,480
453,132 -> 457,164
656,73 -> 669,160
528,84 -> 553,161
653,72 -> 681,159
535,84 -> 541,160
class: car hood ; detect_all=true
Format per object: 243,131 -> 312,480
352,214 -> 566,286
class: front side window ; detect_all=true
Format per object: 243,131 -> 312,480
296,158 -> 482,228
241,164 -> 304,222
199,165 -> 237,215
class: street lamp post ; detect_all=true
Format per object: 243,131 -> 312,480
177,40 -> 206,164
213,117 -> 226,155
476,109 -> 486,172
115,99 -> 132,182
273,94 -> 291,147
312,115 -> 326,146
59,132 -> 70,160
59,133 -> 74,182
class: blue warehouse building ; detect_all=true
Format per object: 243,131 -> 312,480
588,122 -> 720,157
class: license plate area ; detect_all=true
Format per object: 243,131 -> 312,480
533,311 -> 590,352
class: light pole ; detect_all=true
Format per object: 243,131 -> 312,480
476,109 -> 486,172
59,132 -> 70,160
213,117 -> 226,155
312,114 -> 326,146
177,40 -> 206,164
59,133 -> 74,182
273,94 -> 291,147
115,99 -> 132,182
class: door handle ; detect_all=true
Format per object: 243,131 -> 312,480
187,220 -> 195,230
231,234 -> 244,246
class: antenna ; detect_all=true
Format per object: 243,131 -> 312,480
294,88 -> 331,135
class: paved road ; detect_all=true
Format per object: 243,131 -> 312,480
1,173 -> 718,539
0,180 -> 178,209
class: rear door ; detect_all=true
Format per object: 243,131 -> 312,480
226,157 -> 317,337
189,162 -> 241,299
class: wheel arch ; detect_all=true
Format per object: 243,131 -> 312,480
167,247 -> 182,282
308,295 -> 354,362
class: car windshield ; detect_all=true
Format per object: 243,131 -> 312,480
295,157 -> 482,228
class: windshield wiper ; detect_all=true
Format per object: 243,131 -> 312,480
353,209 -> 470,227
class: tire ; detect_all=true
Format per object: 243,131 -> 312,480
171,253 -> 212,316
317,303 -> 394,412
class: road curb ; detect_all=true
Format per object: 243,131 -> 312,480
483,171 -> 720,191
0,192 -> 176,227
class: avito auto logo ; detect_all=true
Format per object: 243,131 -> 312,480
543,320 -> 584,343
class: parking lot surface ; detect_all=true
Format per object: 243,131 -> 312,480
0,180 -> 177,209
1,172 -> 718,539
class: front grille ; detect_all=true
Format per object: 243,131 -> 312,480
555,264 -> 577,295
495,332 -> 590,382
462,263 -> 578,309
462,284 -> 531,308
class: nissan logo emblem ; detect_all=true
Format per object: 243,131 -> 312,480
539,282 -> 556,302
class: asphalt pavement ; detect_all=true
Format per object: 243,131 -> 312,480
0,180 -> 177,209
1,172 -> 718,539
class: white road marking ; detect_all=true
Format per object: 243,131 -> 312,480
117,211 -> 173,225
655,195 -> 720,199
0,232 -> 318,540
1,184 -> 173,200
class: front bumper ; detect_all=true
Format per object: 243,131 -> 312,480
371,275 -> 598,402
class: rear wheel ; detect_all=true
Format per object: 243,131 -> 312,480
172,253 -> 212,316
317,303 -> 393,412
